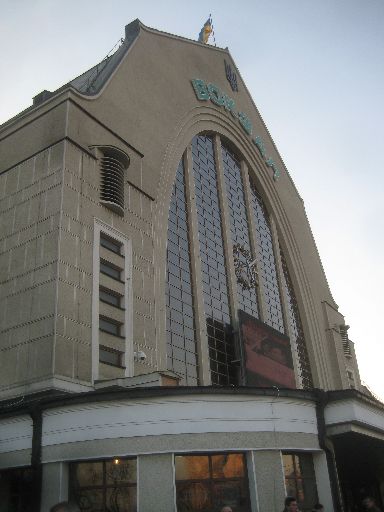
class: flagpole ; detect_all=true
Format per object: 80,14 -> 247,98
209,13 -> 217,46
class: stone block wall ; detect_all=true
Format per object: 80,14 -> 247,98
0,143 -> 64,394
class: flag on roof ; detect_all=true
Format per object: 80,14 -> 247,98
198,17 -> 213,44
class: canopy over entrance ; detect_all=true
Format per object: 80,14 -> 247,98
325,390 -> 384,511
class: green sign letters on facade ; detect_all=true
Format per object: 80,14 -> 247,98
191,78 -> 281,180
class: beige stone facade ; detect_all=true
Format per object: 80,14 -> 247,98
0,19 -> 383,512
0,20 -> 359,397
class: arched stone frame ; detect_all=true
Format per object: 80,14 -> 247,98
153,103 -> 327,389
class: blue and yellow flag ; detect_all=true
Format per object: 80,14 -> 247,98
198,18 -> 212,44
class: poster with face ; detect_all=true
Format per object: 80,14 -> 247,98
238,310 -> 296,388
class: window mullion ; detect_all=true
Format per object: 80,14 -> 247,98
184,146 -> 211,385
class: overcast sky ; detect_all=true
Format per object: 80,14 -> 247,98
1,0 -> 383,400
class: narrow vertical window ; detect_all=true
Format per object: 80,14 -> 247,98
192,135 -> 236,385
166,159 -> 198,385
222,143 -> 259,318
250,184 -> 285,333
283,453 -> 318,511
280,250 -> 313,389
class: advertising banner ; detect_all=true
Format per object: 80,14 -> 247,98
238,310 -> 295,388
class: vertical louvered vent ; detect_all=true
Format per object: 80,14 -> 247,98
100,154 -> 124,214
340,324 -> 351,356
97,147 -> 129,216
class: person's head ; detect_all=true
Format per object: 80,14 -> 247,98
313,504 -> 324,511
285,496 -> 298,511
220,507 -> 233,512
362,497 -> 376,510
284,496 -> 298,512
50,502 -> 80,512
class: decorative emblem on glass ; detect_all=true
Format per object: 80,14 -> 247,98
233,244 -> 258,291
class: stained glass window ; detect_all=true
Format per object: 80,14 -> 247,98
166,158 -> 199,385
192,135 -> 236,385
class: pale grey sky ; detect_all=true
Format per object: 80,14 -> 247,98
1,0 -> 383,399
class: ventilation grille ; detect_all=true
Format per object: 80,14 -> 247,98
100,155 -> 125,215
340,325 -> 351,356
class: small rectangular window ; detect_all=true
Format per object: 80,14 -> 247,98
99,316 -> 122,337
100,259 -> 122,281
99,345 -> 124,367
100,233 -> 123,255
100,287 -> 122,308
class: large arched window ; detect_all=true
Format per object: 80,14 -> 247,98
165,134 -> 313,388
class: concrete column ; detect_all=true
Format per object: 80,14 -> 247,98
246,451 -> 259,512
40,462 -> 69,512
313,451 -> 335,512
251,450 -> 286,512
138,453 -> 175,512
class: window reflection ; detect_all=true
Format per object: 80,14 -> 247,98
175,455 -> 210,480
282,453 -> 317,512
175,453 -> 250,512
70,457 -> 137,512
211,454 -> 245,479
166,158 -> 199,385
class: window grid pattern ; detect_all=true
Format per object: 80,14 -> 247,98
280,250 -> 313,389
192,135 -> 236,385
70,458 -> 137,512
250,184 -> 285,333
166,159 -> 199,385
175,453 -> 250,512
222,144 -> 259,318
